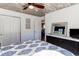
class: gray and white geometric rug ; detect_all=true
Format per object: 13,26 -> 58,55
0,40 -> 75,56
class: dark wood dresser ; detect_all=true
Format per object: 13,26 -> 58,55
46,34 -> 79,55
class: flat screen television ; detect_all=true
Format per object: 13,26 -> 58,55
70,29 -> 79,39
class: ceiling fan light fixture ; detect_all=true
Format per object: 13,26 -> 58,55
29,5 -> 34,9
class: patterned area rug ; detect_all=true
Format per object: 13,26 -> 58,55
0,40 -> 74,56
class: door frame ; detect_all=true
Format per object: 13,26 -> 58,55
0,14 -> 22,45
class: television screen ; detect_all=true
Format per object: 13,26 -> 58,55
70,29 -> 79,39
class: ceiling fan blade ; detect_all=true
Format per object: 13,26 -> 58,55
23,6 -> 28,10
33,4 -> 44,9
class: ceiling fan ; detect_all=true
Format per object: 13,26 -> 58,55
22,3 -> 45,10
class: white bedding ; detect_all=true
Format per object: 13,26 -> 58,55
33,50 -> 65,56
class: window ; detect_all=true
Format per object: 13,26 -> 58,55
26,18 -> 31,29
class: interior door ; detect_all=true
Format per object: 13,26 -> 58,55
34,20 -> 41,40
0,15 -> 20,46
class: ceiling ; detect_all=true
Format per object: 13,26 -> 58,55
0,3 -> 77,17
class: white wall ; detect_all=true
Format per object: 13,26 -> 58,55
0,8 -> 43,43
45,4 -> 79,36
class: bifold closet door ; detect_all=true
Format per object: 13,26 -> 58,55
0,15 -> 20,46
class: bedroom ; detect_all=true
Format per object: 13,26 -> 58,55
0,3 -> 79,56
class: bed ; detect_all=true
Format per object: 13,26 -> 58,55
0,40 -> 74,56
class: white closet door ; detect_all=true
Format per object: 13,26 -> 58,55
0,15 -> 20,46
